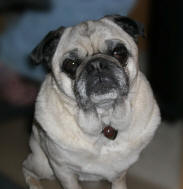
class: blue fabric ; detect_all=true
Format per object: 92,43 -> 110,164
0,0 -> 136,80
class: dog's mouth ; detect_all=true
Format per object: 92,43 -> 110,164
86,75 -> 119,106
87,75 -> 118,94
90,89 -> 118,105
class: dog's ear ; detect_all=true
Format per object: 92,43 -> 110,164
29,26 -> 65,69
105,15 -> 145,43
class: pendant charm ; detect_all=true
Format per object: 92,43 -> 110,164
102,126 -> 118,140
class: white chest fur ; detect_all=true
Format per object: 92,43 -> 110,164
38,124 -> 139,182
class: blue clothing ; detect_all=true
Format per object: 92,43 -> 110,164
0,0 -> 135,80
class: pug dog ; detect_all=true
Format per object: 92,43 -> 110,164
22,15 -> 161,189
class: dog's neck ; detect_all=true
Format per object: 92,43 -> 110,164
51,74 -> 139,138
77,97 -> 132,137
95,103 -> 115,125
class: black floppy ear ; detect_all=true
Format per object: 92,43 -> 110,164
29,26 -> 65,69
105,15 -> 145,43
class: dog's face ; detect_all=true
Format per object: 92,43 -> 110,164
30,15 -> 144,111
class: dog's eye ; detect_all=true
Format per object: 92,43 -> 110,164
62,58 -> 80,79
112,44 -> 129,67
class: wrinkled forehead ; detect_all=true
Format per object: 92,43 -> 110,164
55,18 -> 136,58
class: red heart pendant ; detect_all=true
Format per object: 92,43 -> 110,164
102,126 -> 118,140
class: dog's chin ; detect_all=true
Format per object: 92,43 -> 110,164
90,89 -> 118,108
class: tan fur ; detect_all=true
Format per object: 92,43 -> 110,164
23,17 -> 161,189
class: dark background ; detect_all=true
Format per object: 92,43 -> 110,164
149,0 -> 183,122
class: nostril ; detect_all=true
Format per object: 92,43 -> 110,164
87,62 -> 96,73
87,60 -> 107,73
99,62 -> 106,70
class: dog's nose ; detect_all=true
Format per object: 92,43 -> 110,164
86,58 -> 108,73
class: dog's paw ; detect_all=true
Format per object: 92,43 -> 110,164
25,176 -> 43,189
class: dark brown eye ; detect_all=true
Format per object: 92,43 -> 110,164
62,58 -> 80,79
112,44 -> 129,66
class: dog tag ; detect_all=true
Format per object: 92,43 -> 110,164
102,126 -> 118,140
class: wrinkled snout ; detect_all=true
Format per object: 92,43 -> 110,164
85,57 -> 122,96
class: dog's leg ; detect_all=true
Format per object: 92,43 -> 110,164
23,168 -> 43,189
22,134 -> 54,189
51,163 -> 82,189
111,174 -> 127,189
